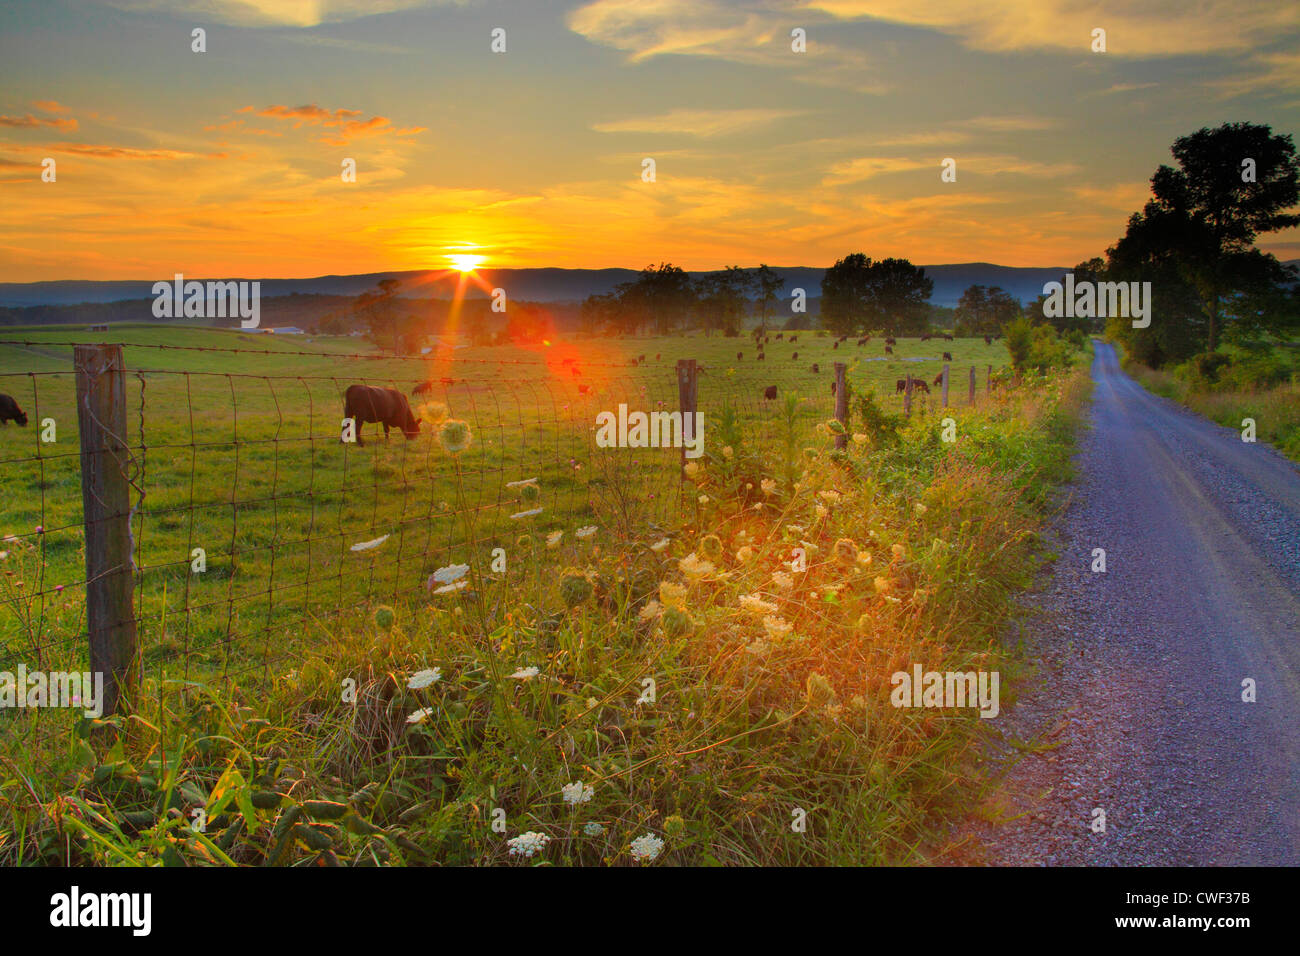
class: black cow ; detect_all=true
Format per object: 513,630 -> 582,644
811,363 -> 820,374
0,394 -> 27,426
737,351 -> 744,360
884,345 -> 893,355
942,351 -> 952,361
343,385 -> 420,446
885,336 -> 897,346
943,334 -> 954,341
763,385 -> 778,401
984,335 -> 992,346
895,379 -> 907,393
791,352 -> 798,361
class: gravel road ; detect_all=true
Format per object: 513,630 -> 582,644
970,341 -> 1300,865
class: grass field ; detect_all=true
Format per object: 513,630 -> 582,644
1,322 -> 1057,866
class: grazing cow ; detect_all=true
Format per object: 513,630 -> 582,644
656,353 -> 661,360
0,393 -> 28,426
639,354 -> 646,363
758,352 -> 766,361
412,380 -> 434,395
921,334 -> 932,341
811,363 -> 820,374
763,385 -> 778,401
933,372 -> 945,387
885,336 -> 897,346
884,345 -> 893,355
942,351 -> 952,361
833,341 -> 839,350
914,380 -> 930,394
789,335 -> 798,344
943,334 -> 954,341
578,384 -> 592,395
895,379 -> 907,393
792,352 -> 798,361
343,385 -> 420,446
737,351 -> 744,360
858,337 -> 869,346
775,333 -> 784,341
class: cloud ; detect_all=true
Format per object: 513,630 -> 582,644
567,0 -> 887,93
807,0 -> 1299,57
592,108 -> 802,138
0,113 -> 78,131
92,0 -> 468,29
1207,49 -> 1300,96
1,142 -> 211,159
822,156 -> 930,185
32,100 -> 72,114
237,104 -> 426,144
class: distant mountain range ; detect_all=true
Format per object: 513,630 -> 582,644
0,263 -> 1080,310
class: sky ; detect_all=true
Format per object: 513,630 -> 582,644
1,0 -> 1298,281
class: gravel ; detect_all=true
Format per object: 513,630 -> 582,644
965,342 -> 1300,866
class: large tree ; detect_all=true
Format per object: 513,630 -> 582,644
694,266 -> 754,336
754,263 -> 784,334
820,254 -> 933,335
955,284 -> 1022,335
614,263 -> 696,336
1108,122 -> 1299,362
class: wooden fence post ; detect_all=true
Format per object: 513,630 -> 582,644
987,364 -> 992,392
941,363 -> 950,407
904,373 -> 913,416
833,362 -> 848,449
968,366 -> 976,404
74,344 -> 137,719
677,358 -> 698,477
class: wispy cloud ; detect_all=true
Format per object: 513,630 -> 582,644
236,104 -> 427,145
592,108 -> 802,138
93,0 -> 467,29
0,113 -> 78,131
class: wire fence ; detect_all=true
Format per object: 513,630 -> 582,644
0,336 -> 991,749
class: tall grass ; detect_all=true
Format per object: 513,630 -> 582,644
0,353 -> 1091,866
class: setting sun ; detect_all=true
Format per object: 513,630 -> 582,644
448,254 -> 485,273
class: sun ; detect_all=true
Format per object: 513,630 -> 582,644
448,254 -> 486,273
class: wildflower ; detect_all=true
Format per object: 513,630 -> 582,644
561,782 -> 595,806
771,570 -> 794,590
350,534 -> 389,552
873,576 -> 891,595
683,462 -> 700,479
834,538 -> 859,564
510,666 -> 540,680
856,551 -> 873,568
735,545 -> 754,563
507,831 -> 551,858
891,543 -> 907,560
852,432 -> 868,444
818,490 -> 842,504
437,419 -> 473,454
721,446 -> 734,459
815,504 -> 829,520
583,822 -> 605,837
546,530 -> 563,549
560,568 -> 593,607
738,594 -> 778,619
760,478 -> 777,496
914,503 -> 927,515
659,581 -> 688,608
630,833 -> 665,863
805,672 -> 837,708
510,507 -> 544,520
661,606 -> 694,637
431,563 -> 469,585
698,534 -> 723,560
663,815 -> 686,838
576,525 -> 597,540
744,640 -> 770,657
409,667 -> 442,689
406,707 -> 436,725
678,553 -> 715,579
698,494 -> 710,505
650,537 -> 670,553
762,615 -> 792,640
639,599 -> 663,621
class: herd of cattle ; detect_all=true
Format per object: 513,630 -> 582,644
0,331 -> 997,443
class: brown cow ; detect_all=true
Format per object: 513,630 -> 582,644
412,381 -> 433,395
0,393 -> 28,426
763,385 -> 778,401
913,380 -> 930,394
933,372 -> 945,387
343,385 -> 420,446
884,345 -> 893,355
895,379 -> 907,393
942,352 -> 952,361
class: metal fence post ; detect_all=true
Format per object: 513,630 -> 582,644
74,344 -> 137,718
